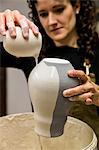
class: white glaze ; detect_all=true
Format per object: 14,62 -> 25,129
3,26 -> 42,58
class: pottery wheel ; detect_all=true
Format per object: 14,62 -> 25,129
0,113 -> 96,150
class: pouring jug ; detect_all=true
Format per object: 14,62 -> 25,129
3,26 -> 42,58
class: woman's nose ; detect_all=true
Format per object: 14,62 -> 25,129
48,12 -> 57,25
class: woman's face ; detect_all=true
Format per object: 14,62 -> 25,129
35,0 -> 79,46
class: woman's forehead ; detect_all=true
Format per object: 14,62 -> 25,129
36,0 -> 68,3
35,0 -> 70,12
36,0 -> 69,6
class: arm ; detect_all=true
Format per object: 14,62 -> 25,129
63,70 -> 99,106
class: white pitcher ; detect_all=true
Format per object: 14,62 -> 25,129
3,26 -> 42,58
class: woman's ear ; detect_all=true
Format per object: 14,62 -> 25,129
75,0 -> 80,14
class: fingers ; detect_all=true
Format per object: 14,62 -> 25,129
12,10 -> 29,39
68,92 -> 99,106
0,12 -> 6,36
63,82 -> 93,97
0,9 -> 39,39
68,92 -> 93,103
63,69 -> 99,106
12,10 -> 39,38
27,19 -> 39,36
67,70 -> 88,83
85,98 -> 93,105
63,69 -> 92,97
84,93 -> 99,106
5,9 -> 16,38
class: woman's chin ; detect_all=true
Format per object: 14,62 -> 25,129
52,36 -> 67,45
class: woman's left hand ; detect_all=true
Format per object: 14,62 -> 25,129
63,70 -> 99,106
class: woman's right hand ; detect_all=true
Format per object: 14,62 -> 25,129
0,9 -> 39,39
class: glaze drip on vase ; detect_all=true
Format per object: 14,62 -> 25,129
28,58 -> 79,137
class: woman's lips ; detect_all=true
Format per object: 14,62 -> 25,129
50,27 -> 63,32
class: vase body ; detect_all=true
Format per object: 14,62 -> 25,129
28,58 -> 79,137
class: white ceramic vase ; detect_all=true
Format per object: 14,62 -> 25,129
3,26 -> 42,58
28,58 -> 79,137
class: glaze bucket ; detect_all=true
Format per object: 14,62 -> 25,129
0,113 -> 97,150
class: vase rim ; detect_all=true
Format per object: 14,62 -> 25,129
43,58 -> 70,64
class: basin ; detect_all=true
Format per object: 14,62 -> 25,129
0,113 -> 97,150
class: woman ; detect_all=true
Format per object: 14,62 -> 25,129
0,0 -> 99,106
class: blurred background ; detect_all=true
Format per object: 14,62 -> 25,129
0,0 -> 29,17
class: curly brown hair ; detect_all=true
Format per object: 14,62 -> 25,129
27,0 -> 97,62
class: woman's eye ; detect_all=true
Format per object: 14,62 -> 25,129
39,12 -> 48,18
54,7 -> 65,14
